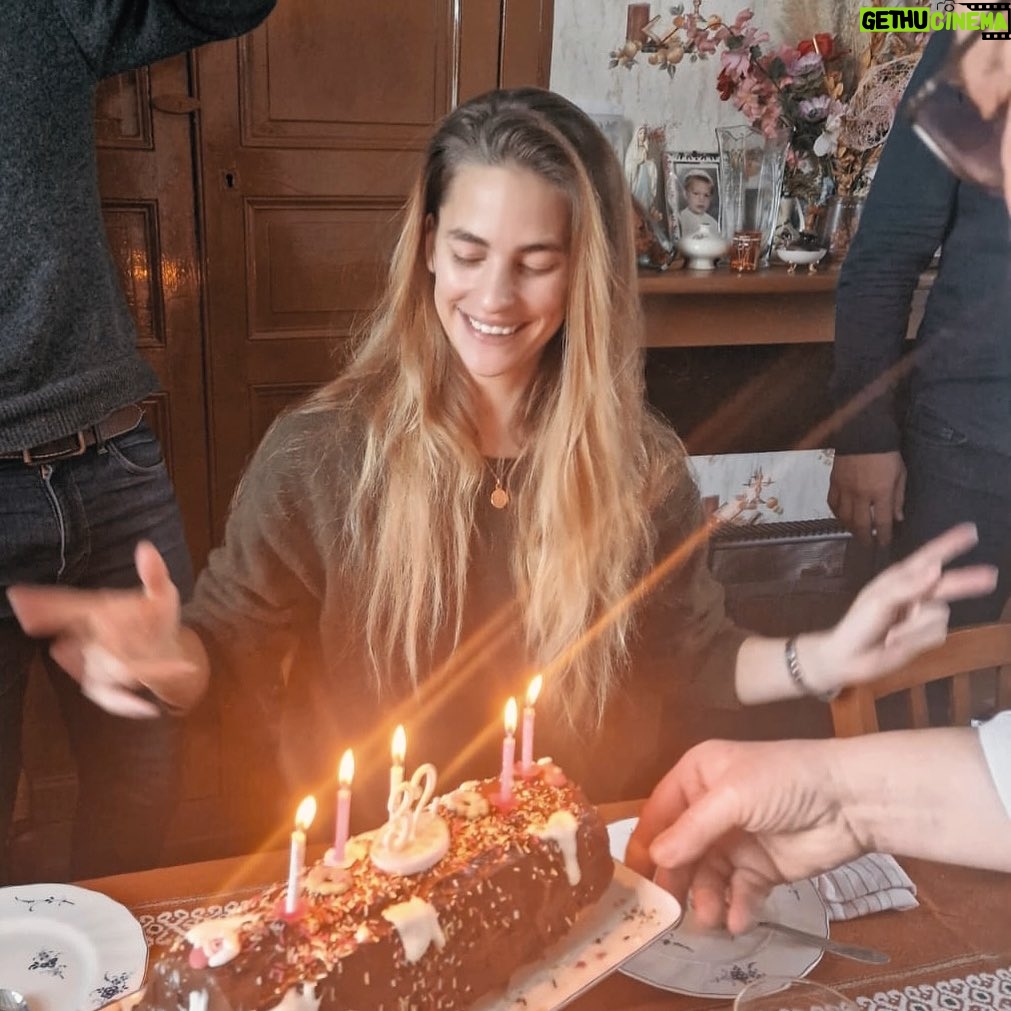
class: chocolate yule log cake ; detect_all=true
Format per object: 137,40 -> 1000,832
135,761 -> 614,1011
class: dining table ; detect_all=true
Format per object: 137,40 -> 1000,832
78,799 -> 1011,1011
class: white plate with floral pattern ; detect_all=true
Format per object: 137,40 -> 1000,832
0,883 -> 147,1010
607,818 -> 827,998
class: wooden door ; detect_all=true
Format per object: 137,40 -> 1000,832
196,0 -> 554,541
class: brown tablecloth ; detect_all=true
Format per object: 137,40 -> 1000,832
79,801 -> 1011,1011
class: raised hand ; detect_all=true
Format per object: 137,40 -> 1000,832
7,540 -> 205,717
815,522 -> 998,690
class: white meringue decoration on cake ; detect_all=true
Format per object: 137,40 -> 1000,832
187,993 -> 208,1011
530,810 -> 581,885
185,913 -> 257,967
304,862 -> 351,896
381,897 -> 447,963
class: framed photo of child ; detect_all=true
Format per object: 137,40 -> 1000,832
663,153 -> 721,241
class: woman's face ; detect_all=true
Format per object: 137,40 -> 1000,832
426,163 -> 571,400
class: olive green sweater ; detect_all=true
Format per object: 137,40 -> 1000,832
185,406 -> 747,831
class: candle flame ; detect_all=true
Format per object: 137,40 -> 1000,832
392,725 -> 406,765
526,674 -> 543,708
505,697 -> 518,736
338,748 -> 355,787
295,795 -> 316,831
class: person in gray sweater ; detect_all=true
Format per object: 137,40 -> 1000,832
0,0 -> 274,883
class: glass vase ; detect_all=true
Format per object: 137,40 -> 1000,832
818,195 -> 865,261
716,125 -> 789,266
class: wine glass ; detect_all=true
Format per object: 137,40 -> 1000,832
734,977 -> 860,1011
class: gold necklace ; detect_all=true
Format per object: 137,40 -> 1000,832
486,457 -> 514,509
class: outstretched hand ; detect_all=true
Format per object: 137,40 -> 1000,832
7,541 -> 198,718
813,522 -> 997,692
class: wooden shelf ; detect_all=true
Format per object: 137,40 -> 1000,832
638,262 -> 841,296
639,262 -> 931,349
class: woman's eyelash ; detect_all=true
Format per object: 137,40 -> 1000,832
449,251 -> 556,274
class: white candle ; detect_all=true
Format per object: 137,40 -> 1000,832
500,697 -> 518,801
521,674 -> 543,772
285,795 -> 316,915
389,725 -> 406,814
333,748 -> 355,863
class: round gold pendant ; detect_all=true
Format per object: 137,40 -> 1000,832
490,486 -> 509,509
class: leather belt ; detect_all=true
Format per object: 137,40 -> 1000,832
0,403 -> 146,464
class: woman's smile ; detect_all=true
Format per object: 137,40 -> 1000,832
427,162 -> 571,400
462,312 -> 522,337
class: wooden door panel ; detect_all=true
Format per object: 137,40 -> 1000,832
95,67 -> 153,147
197,0 -> 471,537
97,55 -> 212,567
243,0 -> 452,142
102,202 -> 162,345
247,198 -> 401,338
501,0 -> 554,87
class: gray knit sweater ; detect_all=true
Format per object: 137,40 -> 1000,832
0,1 -> 274,453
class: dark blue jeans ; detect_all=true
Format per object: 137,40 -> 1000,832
0,421 -> 194,881
896,400 -> 1011,626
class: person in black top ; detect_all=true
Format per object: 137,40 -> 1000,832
828,31 -> 1011,627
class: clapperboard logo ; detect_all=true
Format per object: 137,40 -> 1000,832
861,3 -> 1010,35
962,1 -> 1011,38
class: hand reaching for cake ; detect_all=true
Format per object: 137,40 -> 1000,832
626,725 -> 1011,935
7,540 -> 209,717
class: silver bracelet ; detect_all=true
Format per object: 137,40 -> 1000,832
784,637 -> 839,702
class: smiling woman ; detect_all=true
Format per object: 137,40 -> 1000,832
6,88 -> 998,845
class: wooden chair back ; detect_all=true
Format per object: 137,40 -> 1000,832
830,622 -> 1011,736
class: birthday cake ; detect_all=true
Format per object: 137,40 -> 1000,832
135,762 -> 614,1011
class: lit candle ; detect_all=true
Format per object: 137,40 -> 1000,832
521,674 -> 543,773
389,724 -> 406,814
333,748 -> 355,863
285,794 -> 316,915
499,697 -> 518,802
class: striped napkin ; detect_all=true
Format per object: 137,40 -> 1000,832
812,852 -> 919,920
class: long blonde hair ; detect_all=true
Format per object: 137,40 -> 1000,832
307,89 -> 689,725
